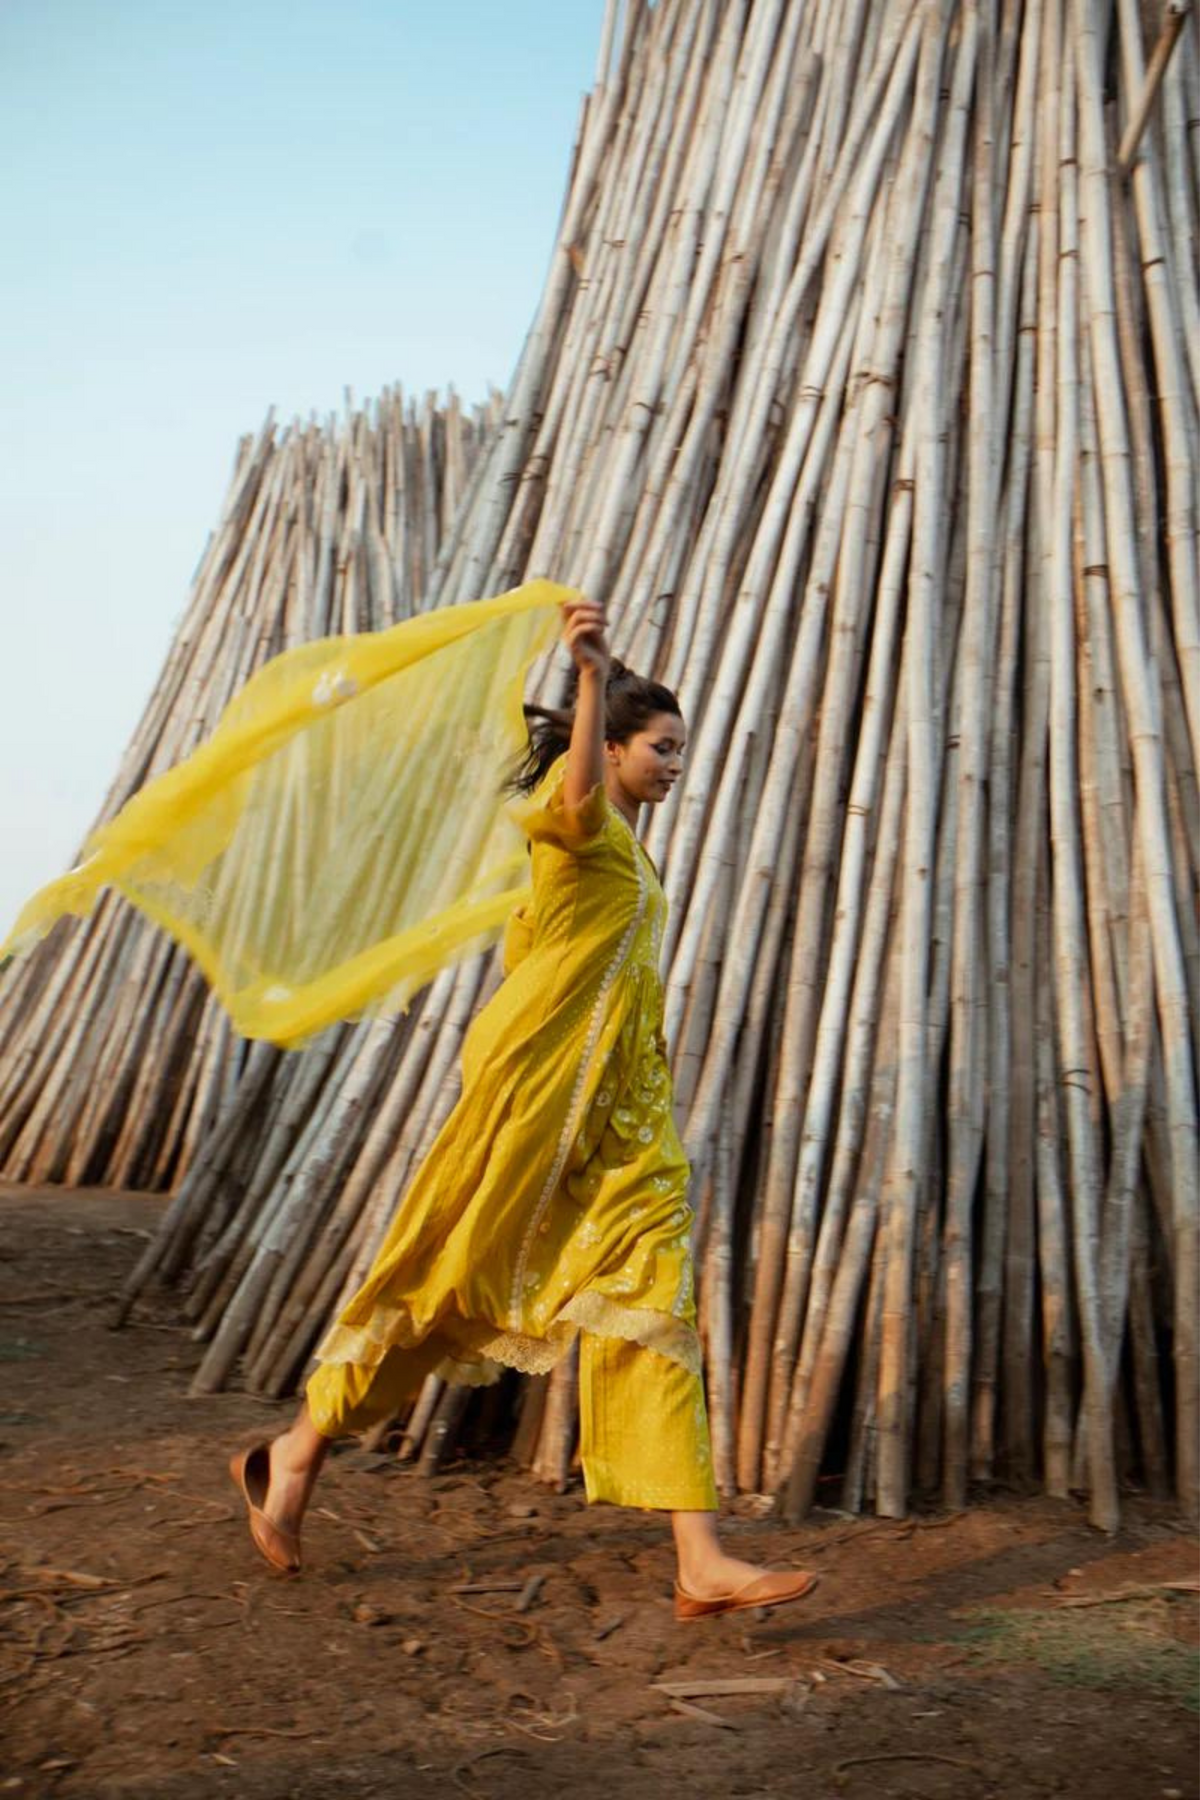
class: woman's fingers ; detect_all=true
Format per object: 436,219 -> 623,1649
562,599 -> 606,632
565,618 -> 607,650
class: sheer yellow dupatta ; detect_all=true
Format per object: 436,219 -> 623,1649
1,581 -> 573,1046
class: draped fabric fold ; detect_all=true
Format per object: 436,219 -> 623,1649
0,581 -> 575,1046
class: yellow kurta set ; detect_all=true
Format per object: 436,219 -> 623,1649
309,757 -> 717,1510
1,580 -> 716,1511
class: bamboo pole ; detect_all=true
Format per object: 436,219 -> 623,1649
1046,25 -> 1117,1530
940,0 -> 997,1508
876,0 -> 958,1521
1035,840 -> 1075,1499
1116,2 -> 1191,174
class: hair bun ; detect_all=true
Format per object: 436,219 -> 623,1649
564,659 -> 632,699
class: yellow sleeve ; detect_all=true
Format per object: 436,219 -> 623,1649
509,757 -> 610,857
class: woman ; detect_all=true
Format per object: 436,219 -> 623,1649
231,599 -> 818,1621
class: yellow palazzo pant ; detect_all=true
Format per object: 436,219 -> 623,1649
306,1334 -> 718,1513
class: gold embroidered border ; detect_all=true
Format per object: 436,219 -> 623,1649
315,1289 -> 701,1383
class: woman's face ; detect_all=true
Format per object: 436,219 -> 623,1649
607,711 -> 687,807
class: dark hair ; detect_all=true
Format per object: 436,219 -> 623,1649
506,660 -> 683,795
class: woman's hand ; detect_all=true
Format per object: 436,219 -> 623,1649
562,599 -> 610,681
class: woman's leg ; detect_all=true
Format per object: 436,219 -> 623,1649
577,1332 -> 777,1594
260,1400 -> 330,1538
243,1345 -> 430,1543
670,1509 -> 768,1595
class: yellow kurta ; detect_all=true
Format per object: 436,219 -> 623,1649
311,754 -> 702,1394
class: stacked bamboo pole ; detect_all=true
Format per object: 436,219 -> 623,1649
3,0 -> 1197,1526
0,389 -> 498,1195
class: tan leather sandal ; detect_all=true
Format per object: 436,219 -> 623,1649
674,1568 -> 818,1622
229,1443 -> 302,1574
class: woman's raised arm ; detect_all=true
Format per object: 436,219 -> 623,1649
561,600 -> 609,813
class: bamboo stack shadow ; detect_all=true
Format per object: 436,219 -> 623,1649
0,0 -> 1196,1531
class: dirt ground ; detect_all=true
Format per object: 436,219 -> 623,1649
1,1184 -> 1196,1800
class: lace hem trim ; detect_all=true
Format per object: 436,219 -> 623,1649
315,1292 -> 701,1382
470,1322 -> 577,1376
557,1292 -> 702,1374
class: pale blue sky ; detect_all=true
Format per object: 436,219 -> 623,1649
0,0 -> 604,930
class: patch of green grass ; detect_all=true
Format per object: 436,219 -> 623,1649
955,1602 -> 1199,1711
